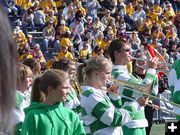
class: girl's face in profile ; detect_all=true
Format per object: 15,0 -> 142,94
22,75 -> 33,91
96,65 -> 112,88
53,79 -> 70,102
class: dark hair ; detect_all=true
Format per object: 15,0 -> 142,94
31,69 -> 69,102
23,58 -> 39,70
93,46 -> 102,54
52,58 -> 76,72
0,6 -> 17,132
107,38 -> 126,63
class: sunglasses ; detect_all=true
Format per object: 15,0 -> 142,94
117,48 -> 131,52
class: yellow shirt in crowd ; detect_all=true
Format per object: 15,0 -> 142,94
40,0 -> 56,10
60,37 -> 71,47
79,49 -> 89,59
22,1 -> 33,10
164,9 -> 175,22
126,5 -> 134,17
57,51 -> 74,60
99,40 -> 111,50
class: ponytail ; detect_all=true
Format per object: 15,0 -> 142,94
31,77 -> 45,103
77,63 -> 85,85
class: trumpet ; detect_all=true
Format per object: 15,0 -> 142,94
111,79 -> 180,108
108,78 -> 153,94
110,78 -> 180,109
131,57 -> 172,67
103,81 -> 180,116
105,89 -> 180,116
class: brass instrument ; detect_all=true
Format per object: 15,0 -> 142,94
102,83 -> 180,116
111,78 -> 180,109
110,78 -> 153,94
70,78 -> 82,99
131,57 -> 172,67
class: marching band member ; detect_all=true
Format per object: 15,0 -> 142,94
168,50 -> 180,120
132,55 -> 159,135
21,69 -> 85,135
77,56 -> 148,135
52,58 -> 81,114
108,39 -> 159,135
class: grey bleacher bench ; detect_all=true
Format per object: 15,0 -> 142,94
28,31 -> 43,35
126,31 -> 138,35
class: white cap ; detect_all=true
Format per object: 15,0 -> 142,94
87,16 -> 92,20
157,43 -> 163,47
61,20 -> 66,25
14,26 -> 21,33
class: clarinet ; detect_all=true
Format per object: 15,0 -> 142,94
70,79 -> 82,100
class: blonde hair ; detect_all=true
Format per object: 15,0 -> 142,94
17,63 -> 33,82
77,56 -> 112,84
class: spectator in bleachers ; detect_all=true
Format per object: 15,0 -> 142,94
84,16 -> 93,33
157,15 -> 166,29
62,2 -> 75,21
46,9 -> 58,26
164,2 -> 175,22
22,0 -> 33,10
92,16 -> 105,32
57,45 -> 74,60
31,43 -> 46,63
42,20 -> 56,53
133,4 -> 146,30
27,34 -> 36,48
78,36 -> 93,54
40,0 -> 56,11
161,48 -> 170,63
19,47 -> 33,62
33,7 -> 46,29
69,17 -> 84,36
13,26 -> 27,50
60,31 -> 72,49
116,15 -> 126,33
99,35 -> 112,50
2,0 -> 18,15
68,42 -> 79,59
128,31 -> 141,50
91,45 -> 104,57
101,9 -> 115,28
22,8 -> 34,35
53,22 -> 68,53
174,11 -> 180,37
152,1 -> 163,16
23,58 -> 42,77
85,0 -> 101,19
54,0 -> 66,12
78,42 -> 90,62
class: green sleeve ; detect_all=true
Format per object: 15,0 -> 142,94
72,115 -> 86,135
21,113 -> 35,135
108,93 -> 122,108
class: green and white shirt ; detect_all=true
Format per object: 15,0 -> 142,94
64,87 -> 81,114
112,65 -> 158,128
12,90 -> 30,126
80,86 -> 141,135
168,54 -> 180,119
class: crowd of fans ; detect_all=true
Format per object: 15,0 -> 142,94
1,0 -> 179,66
